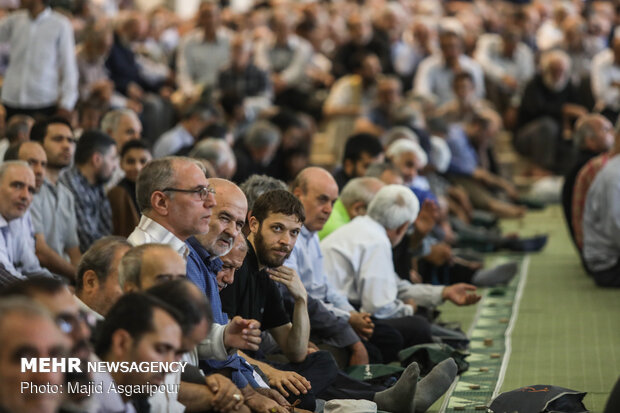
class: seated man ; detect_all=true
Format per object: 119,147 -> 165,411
74,236 -> 130,319
318,177 -> 384,239
59,130 -> 118,252
0,297 -> 68,413
29,117 -> 81,278
446,112 -> 526,218
582,141 -> 620,288
94,293 -> 183,411
321,185 -> 481,320
0,161 -> 51,282
221,189 -> 451,413
331,133 -> 384,191
561,114 -> 614,246
572,123 -> 620,251
290,168 -> 417,364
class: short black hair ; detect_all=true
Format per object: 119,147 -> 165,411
342,133 -> 383,164
120,139 -> 150,159
0,275 -> 66,298
74,130 -> 116,165
30,116 -> 73,143
251,189 -> 305,225
270,110 -> 303,133
95,292 -> 181,357
146,280 -> 213,336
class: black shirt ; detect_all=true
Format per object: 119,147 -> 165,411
220,240 -> 290,331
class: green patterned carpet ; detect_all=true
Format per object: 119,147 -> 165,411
429,205 -> 620,412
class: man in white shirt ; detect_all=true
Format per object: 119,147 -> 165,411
0,161 -> 51,282
0,0 -> 78,119
321,185 -> 480,321
591,35 -> 620,122
414,29 -> 485,107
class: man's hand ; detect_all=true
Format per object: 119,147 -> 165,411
254,387 -> 290,408
266,368 -> 311,397
348,340 -> 369,365
267,267 -> 307,302
414,200 -> 439,236
242,386 -> 289,413
224,316 -> 262,351
205,374 -> 244,412
348,311 -> 374,340
403,297 -> 418,312
425,243 -> 452,266
442,283 -> 481,306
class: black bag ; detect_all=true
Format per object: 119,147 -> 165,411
489,384 -> 588,413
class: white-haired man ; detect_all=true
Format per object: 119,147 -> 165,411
321,185 -> 480,326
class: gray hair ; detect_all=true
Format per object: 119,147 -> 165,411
368,185 -> 420,229
100,109 -> 139,134
540,49 -> 571,73
573,114 -> 602,149
136,156 -> 206,213
0,160 -> 30,181
239,174 -> 287,212
190,138 -> 235,170
118,243 -> 175,288
6,115 -> 33,144
0,297 -> 53,333
340,177 -> 383,209
386,138 -> 428,168
243,121 -> 280,149
76,236 -> 131,293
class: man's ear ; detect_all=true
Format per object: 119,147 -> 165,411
110,329 -> 133,359
83,270 -> 99,292
248,216 -> 259,234
343,159 -> 354,175
350,201 -> 367,218
91,152 -> 103,168
150,191 -> 169,216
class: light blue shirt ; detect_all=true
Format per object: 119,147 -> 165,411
446,125 -> 478,176
152,123 -> 194,158
0,211 -> 48,278
285,225 -> 355,321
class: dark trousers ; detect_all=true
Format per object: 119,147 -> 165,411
367,321 -> 404,363
587,260 -> 620,288
376,315 -> 434,350
3,104 -> 57,121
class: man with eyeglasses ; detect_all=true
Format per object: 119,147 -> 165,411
0,276 -> 99,411
128,156 -> 262,361
0,161 -> 52,284
29,117 -> 82,281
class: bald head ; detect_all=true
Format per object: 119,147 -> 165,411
574,114 -> 614,153
217,234 -> 248,291
196,178 -> 248,257
340,177 -> 385,219
18,141 -> 47,191
119,244 -> 186,292
292,167 -> 339,232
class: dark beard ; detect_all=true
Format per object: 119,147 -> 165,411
254,225 -> 291,268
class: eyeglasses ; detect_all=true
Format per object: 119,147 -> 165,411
161,185 -> 216,201
56,311 -> 96,334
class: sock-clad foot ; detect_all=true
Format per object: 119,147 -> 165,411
413,358 -> 458,413
374,362 -> 420,413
